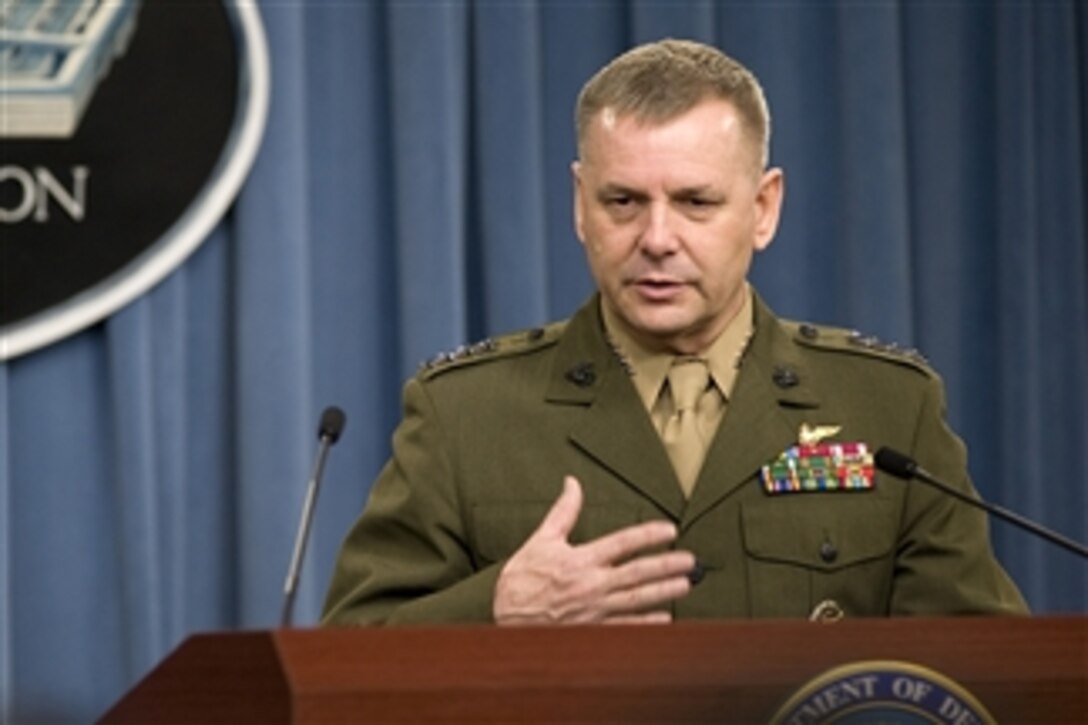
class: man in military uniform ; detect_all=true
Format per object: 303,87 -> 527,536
322,39 -> 1026,626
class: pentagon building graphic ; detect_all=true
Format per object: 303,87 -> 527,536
0,0 -> 141,138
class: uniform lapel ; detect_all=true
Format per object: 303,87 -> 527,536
683,295 -> 822,526
546,298 -> 686,520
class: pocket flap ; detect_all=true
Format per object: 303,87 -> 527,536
741,497 -> 897,571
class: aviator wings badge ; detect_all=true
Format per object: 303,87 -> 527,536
799,423 -> 842,446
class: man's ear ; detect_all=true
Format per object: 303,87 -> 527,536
753,167 -> 784,252
571,160 -> 586,244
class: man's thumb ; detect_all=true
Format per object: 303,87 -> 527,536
534,475 -> 583,541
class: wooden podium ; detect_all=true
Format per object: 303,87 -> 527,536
100,616 -> 1085,723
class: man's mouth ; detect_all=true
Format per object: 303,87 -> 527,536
632,277 -> 687,299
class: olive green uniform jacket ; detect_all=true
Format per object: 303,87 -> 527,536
323,293 -> 1027,625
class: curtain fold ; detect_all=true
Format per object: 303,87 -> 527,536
0,367 -> 10,725
233,3 -> 316,625
389,3 -> 471,368
1,2 -> 1084,720
106,300 -> 167,678
472,3 -> 551,333
991,2 -> 1088,602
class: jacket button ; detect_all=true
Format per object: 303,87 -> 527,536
772,366 -> 799,388
819,541 -> 838,563
688,562 -> 705,585
799,324 -> 820,340
565,363 -> 596,387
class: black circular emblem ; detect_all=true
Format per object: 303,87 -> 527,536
0,0 -> 269,358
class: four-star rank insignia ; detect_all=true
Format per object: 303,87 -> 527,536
761,424 -> 875,494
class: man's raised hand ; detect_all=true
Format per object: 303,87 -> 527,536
493,476 -> 695,625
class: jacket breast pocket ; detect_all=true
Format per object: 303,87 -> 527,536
740,496 -> 898,618
471,502 -> 640,567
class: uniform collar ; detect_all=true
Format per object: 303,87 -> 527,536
600,286 -> 755,411
545,290 -> 820,411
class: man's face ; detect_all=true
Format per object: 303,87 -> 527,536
573,98 -> 783,354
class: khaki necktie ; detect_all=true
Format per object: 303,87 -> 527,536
663,358 -> 711,497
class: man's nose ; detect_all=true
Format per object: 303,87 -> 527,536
638,203 -> 679,256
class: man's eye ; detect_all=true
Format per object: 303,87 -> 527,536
606,195 -> 633,206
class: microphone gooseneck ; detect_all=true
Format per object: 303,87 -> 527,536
281,406 -> 348,627
874,446 -> 1088,560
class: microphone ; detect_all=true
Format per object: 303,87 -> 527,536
874,447 -> 1088,559
281,406 -> 347,627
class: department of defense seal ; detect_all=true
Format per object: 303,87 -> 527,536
771,660 -> 995,724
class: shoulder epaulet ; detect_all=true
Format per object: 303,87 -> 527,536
785,320 -> 934,376
418,321 -> 566,379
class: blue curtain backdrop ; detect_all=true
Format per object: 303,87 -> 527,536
2,1 -> 1086,720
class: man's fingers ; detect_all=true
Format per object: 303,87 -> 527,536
607,550 -> 696,591
531,475 -> 584,542
581,519 -> 680,565
600,573 -> 693,616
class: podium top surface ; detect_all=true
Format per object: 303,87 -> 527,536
102,616 -> 1087,723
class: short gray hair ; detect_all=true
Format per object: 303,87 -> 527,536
575,39 -> 771,170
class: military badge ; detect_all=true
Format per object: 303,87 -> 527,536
761,426 -> 874,493
798,423 -> 842,446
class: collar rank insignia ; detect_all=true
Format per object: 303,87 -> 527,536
761,425 -> 874,494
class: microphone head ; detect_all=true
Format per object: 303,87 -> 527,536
318,406 -> 347,444
874,447 -> 917,479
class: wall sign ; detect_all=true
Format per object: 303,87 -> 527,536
0,0 -> 269,359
